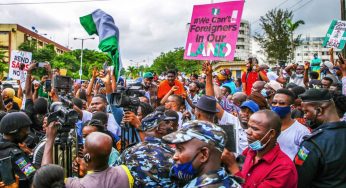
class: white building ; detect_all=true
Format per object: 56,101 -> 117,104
294,36 -> 341,64
234,20 -> 251,61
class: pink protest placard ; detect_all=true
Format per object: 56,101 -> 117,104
184,1 -> 244,61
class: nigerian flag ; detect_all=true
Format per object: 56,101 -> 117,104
79,9 -> 122,80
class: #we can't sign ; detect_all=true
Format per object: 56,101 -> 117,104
184,1 -> 244,61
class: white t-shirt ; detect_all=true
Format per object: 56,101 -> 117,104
277,120 -> 310,160
219,111 -> 248,154
177,111 -> 183,128
82,110 -> 121,136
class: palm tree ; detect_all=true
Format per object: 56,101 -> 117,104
286,19 -> 305,63
127,66 -> 138,78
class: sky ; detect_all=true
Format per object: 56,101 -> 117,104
0,0 -> 341,67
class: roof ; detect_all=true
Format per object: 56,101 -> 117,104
16,24 -> 70,52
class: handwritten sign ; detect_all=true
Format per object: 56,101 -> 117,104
8,50 -> 32,84
323,19 -> 346,49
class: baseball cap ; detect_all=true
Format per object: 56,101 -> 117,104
143,72 -> 154,79
240,100 -> 259,113
162,120 -> 226,152
0,112 -> 32,134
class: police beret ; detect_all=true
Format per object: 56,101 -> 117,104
0,112 -> 32,134
299,88 -> 332,102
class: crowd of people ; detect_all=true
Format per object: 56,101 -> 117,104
0,48 -> 345,188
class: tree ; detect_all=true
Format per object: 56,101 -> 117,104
0,50 -> 8,77
254,9 -> 304,64
286,18 -> 305,62
149,47 -> 202,75
127,66 -> 138,78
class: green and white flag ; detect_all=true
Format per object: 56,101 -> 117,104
323,19 -> 346,49
80,9 -> 122,80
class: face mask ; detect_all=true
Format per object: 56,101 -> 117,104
261,89 -> 268,98
170,150 -> 200,182
82,138 -> 86,145
296,74 -> 304,78
271,106 -> 291,118
248,129 -> 273,151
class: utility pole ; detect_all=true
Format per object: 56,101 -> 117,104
74,37 -> 94,80
341,0 -> 346,57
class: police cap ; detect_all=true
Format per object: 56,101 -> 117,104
299,88 -> 332,102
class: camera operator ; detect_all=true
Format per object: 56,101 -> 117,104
0,112 -> 37,188
41,122 -> 133,188
25,63 -> 49,132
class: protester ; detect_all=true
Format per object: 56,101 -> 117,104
284,64 -> 307,87
32,164 -> 65,188
295,89 -> 346,187
237,100 -> 259,154
242,57 -> 269,95
157,70 -> 185,101
222,110 -> 298,188
163,120 -> 241,187
142,72 -> 158,107
42,123 -> 133,188
272,89 -> 310,160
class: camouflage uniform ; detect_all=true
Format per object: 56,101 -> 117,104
184,167 -> 241,188
117,136 -> 176,188
163,120 -> 241,188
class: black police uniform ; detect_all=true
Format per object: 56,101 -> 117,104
0,136 -> 36,188
294,121 -> 346,188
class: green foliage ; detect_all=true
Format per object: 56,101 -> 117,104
17,41 -> 111,79
52,49 -> 110,80
0,50 -> 8,77
254,9 -> 304,63
149,47 -> 201,75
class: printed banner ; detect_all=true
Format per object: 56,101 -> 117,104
323,19 -> 346,49
8,50 -> 32,80
184,1 -> 245,61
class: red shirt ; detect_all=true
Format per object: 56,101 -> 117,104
236,144 -> 298,188
157,80 -> 185,99
241,71 -> 267,96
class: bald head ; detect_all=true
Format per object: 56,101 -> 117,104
85,132 -> 112,162
252,81 -> 266,92
255,110 -> 282,138
232,92 -> 247,106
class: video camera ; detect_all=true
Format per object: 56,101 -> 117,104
47,76 -> 78,132
47,101 -> 78,133
110,85 -> 145,112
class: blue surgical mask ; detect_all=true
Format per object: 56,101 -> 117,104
271,106 -> 291,118
82,138 -> 86,145
248,130 -> 273,151
296,74 -> 304,78
261,89 -> 268,98
170,150 -> 200,182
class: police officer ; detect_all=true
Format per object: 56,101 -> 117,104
0,112 -> 37,188
295,89 -> 346,188
117,110 -> 179,187
163,120 -> 241,188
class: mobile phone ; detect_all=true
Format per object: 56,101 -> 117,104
45,80 -> 51,92
0,156 -> 15,185
37,62 -> 48,68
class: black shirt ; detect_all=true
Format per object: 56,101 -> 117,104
295,121 -> 346,188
